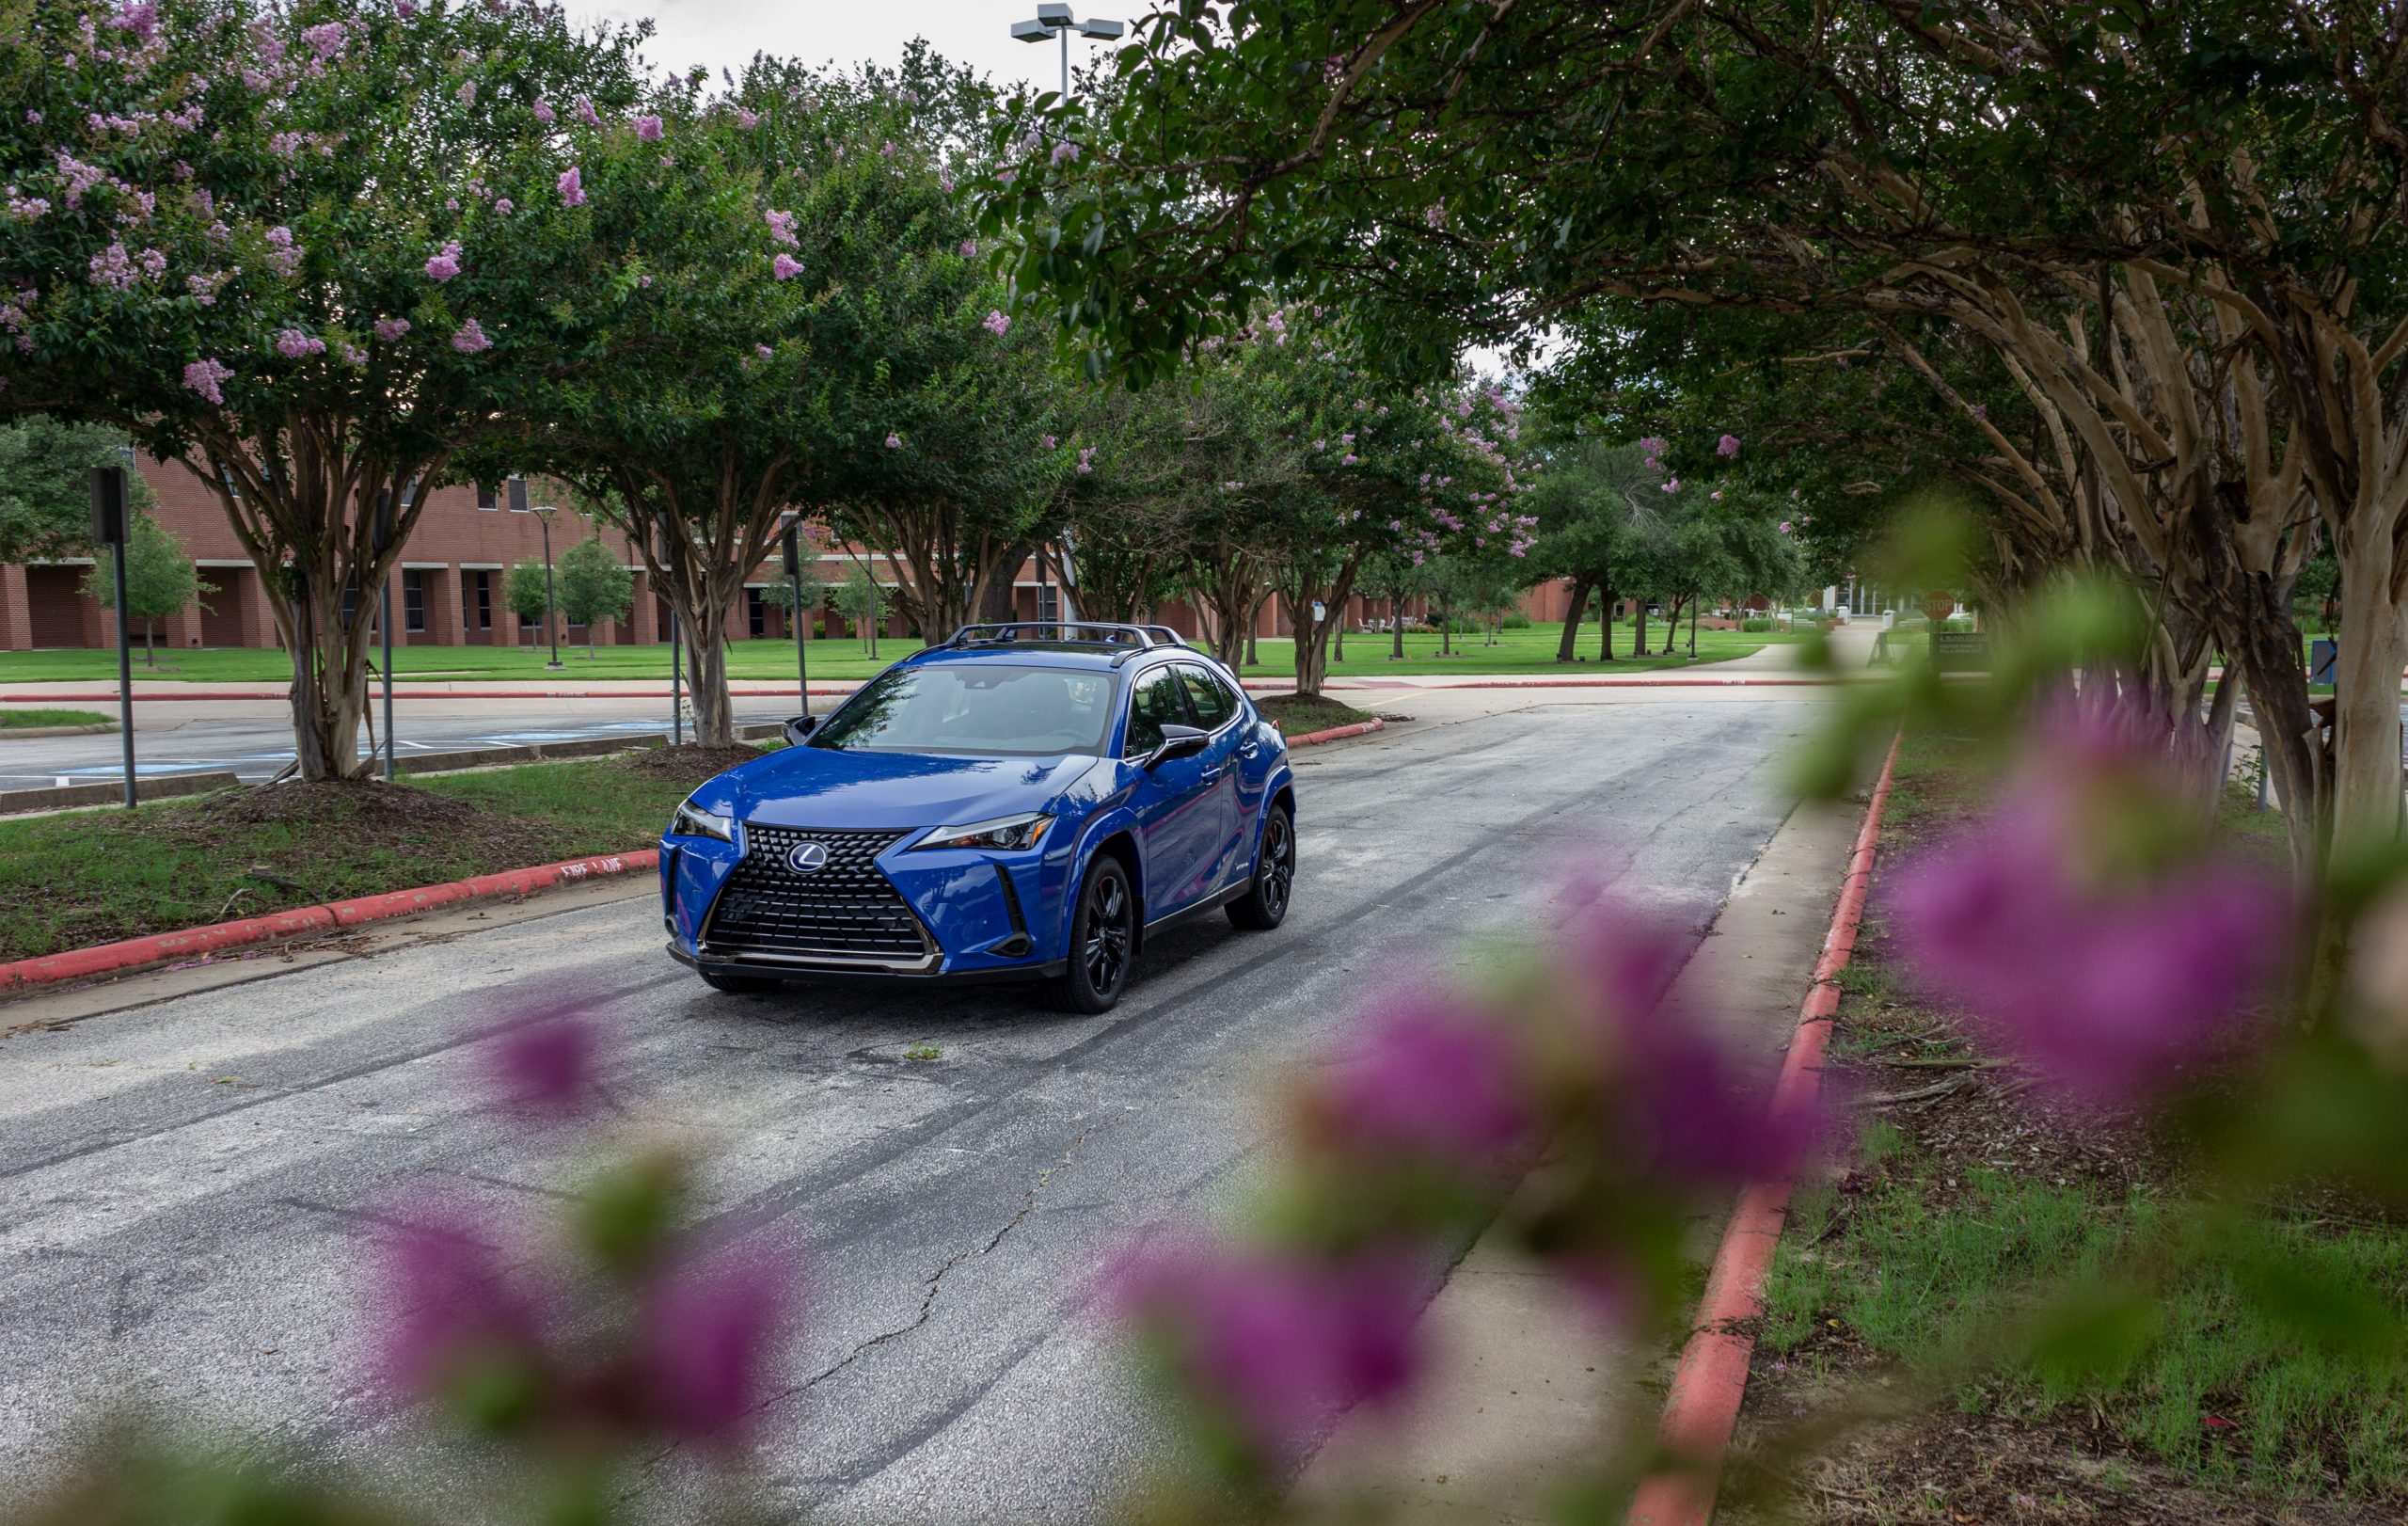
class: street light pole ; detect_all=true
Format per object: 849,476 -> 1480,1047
784,520 -> 811,717
1010,6 -> 1124,100
87,466 -> 136,809
375,488 -> 398,781
508,477 -> 564,669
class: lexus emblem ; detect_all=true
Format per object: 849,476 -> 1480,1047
784,841 -> 831,874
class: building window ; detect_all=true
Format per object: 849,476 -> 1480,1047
472,570 -> 493,629
404,569 -> 426,633
747,586 -> 767,638
476,483 -> 498,510
1038,581 -> 1060,622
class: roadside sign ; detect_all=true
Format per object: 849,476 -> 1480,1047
1932,631 -> 1990,672
2311,638 -> 2337,684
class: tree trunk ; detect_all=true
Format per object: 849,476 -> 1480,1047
1555,573 -> 1593,661
1245,589 -> 1269,667
1688,596 -> 1700,657
1599,587 -> 1616,660
143,622 -> 156,667
666,581 -> 742,746
1390,593 -> 1405,660
2329,540 -> 2407,850
1634,598 -> 1648,660
1440,593 -> 1454,656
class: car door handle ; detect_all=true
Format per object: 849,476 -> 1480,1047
1200,764 -> 1229,783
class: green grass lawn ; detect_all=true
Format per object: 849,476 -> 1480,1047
0,707 -> 113,729
0,744 -> 762,962
0,621 -> 1793,685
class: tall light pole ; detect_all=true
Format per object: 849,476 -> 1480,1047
508,477 -> 564,669
1009,5 -> 1124,100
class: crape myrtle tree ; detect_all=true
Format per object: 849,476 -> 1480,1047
0,0 -> 648,777
986,0 -> 2389,876
1047,382 -> 1195,625
502,47 -> 1054,740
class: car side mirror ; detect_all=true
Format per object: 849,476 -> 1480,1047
1145,723 -> 1209,769
783,713 -> 820,748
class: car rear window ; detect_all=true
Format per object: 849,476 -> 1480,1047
809,664 -> 1116,757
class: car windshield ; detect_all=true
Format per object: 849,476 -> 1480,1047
808,663 -> 1116,757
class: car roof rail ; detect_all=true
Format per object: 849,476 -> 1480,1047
941,621 -> 1193,665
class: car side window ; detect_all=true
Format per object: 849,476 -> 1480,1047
1176,663 -> 1237,731
1123,666 -> 1192,756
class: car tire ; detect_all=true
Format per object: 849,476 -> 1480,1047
701,970 -> 783,995
1050,855 -> 1136,1014
1226,803 -> 1294,930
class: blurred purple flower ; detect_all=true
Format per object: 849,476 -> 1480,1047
982,309 -> 1011,337
373,1203 -> 546,1399
451,318 -> 492,354
636,1241 -> 797,1445
1893,689 -> 2289,1104
1894,815 -> 2286,1105
885,433 -> 901,449
373,315 -> 410,342
424,239 -> 461,281
1105,1238 -> 1423,1456
532,97 -> 555,125
1311,999 -> 1530,1167
636,114 -> 663,142
182,357 -> 231,405
485,1010 -> 601,1118
557,166 -> 584,206
1716,433 -> 1741,457
772,252 -> 803,280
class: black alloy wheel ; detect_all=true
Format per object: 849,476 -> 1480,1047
1227,804 -> 1294,930
1052,856 -> 1136,1013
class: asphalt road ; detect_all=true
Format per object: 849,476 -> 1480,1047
0,703 -> 796,789
0,697 -> 1818,1521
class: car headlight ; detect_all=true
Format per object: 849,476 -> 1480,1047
914,811 -> 1053,852
669,797 -> 735,842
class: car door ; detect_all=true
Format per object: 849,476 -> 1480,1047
1174,661 -> 1247,892
1121,663 -> 1218,913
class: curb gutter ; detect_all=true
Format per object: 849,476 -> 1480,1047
0,707 -> 1386,998
1624,729 -> 1905,1526
0,850 -> 657,997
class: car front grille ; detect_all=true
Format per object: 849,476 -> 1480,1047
701,825 -> 933,967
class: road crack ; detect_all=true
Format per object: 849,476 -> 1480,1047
770,1122 -> 1099,1407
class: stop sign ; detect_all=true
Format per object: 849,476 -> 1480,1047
1922,591 -> 1956,625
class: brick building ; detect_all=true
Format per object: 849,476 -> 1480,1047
0,454 -> 1541,653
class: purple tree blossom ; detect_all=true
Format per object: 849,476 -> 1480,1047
635,114 -> 663,142
1716,433 -> 1741,457
981,309 -> 1010,337
532,97 -> 555,125
182,357 -> 232,405
574,96 -> 599,127
764,208 -> 798,246
372,1203 -> 547,1401
372,315 -> 410,342
557,166 -> 584,207
1307,998 -> 1530,1168
1893,690 -> 2290,1105
958,238 -> 976,258
884,433 -> 901,449
636,1243 -> 797,1446
771,253 -> 802,281
424,239 -> 462,281
451,318 -> 491,353
1103,1239 -> 1423,1457
484,1009 -> 602,1118
737,107 -> 760,130
273,328 -> 325,358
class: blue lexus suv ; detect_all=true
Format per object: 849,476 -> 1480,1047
660,623 -> 1297,1012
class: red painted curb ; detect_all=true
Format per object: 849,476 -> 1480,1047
0,850 -> 657,996
1624,729 -> 1905,1526
1284,717 -> 1386,747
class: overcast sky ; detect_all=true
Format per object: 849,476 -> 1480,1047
588,2 -> 1152,96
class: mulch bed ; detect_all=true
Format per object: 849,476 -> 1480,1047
608,742 -> 773,783
164,779 -> 568,869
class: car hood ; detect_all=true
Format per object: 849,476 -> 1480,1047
724,747 -> 1104,833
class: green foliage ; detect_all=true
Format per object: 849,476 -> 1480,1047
0,417 -> 152,564
556,537 -> 633,652
79,512 -> 212,665
503,561 -> 552,626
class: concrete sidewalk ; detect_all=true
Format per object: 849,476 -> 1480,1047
1293,792 -> 1865,1522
